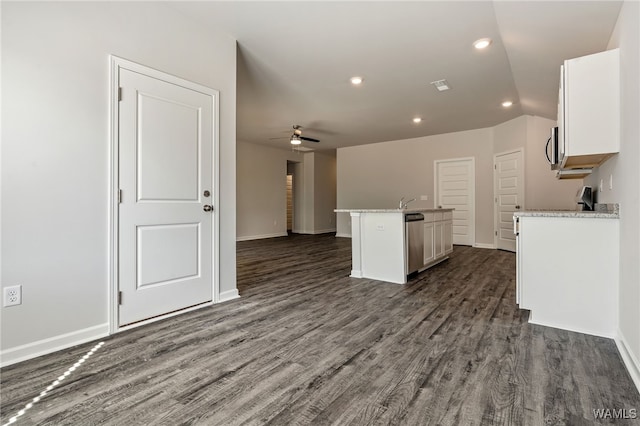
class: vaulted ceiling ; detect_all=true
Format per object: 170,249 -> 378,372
168,1 -> 622,151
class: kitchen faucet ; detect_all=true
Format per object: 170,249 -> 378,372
398,197 -> 416,209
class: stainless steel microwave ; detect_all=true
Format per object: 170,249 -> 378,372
545,126 -> 560,170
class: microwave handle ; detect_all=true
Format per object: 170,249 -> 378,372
545,136 -> 552,164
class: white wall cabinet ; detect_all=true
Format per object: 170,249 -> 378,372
514,214 -> 619,338
558,48 -> 619,171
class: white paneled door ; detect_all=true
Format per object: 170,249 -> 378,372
494,149 -> 524,252
435,158 -> 475,246
117,66 -> 215,326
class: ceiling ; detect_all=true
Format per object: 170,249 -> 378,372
168,1 -> 622,151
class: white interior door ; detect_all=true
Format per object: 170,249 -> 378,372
494,149 -> 524,252
435,158 -> 475,246
118,66 -> 215,326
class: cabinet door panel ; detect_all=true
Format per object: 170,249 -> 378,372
435,222 -> 444,258
444,220 -> 453,254
424,222 -> 435,265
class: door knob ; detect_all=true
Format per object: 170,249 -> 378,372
203,205 -> 213,212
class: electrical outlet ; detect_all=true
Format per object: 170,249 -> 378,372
3,285 -> 22,307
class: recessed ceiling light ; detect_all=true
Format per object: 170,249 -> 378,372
474,38 -> 492,49
413,117 -> 422,123
430,79 -> 450,91
502,101 -> 513,107
350,76 -> 363,85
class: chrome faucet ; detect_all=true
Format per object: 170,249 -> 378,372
398,197 -> 416,209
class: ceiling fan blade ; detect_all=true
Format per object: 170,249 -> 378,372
300,136 -> 320,143
268,136 -> 289,140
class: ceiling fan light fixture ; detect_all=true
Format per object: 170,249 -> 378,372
350,76 -> 363,85
502,100 -> 513,107
473,38 -> 492,49
290,135 -> 302,145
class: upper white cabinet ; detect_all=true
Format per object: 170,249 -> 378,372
558,48 -> 619,170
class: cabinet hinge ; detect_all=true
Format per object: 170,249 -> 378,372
118,87 -> 122,102
118,291 -> 123,305
118,189 -> 122,203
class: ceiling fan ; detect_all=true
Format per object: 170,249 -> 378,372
288,125 -> 320,145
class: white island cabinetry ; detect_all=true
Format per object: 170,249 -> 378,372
424,211 -> 453,266
336,208 -> 454,284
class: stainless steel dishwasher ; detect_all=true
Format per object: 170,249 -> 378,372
405,213 -> 424,275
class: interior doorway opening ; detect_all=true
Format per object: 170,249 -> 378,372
286,160 -> 298,235
286,173 -> 293,233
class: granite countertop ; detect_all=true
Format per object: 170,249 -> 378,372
513,204 -> 619,219
334,208 -> 454,213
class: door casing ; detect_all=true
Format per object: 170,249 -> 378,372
108,56 -> 220,334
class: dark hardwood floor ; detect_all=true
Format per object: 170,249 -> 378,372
1,234 -> 639,425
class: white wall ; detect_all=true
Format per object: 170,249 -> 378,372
1,2 -> 237,363
236,141 -> 298,240
313,152 -> 337,233
236,142 -> 337,239
337,115 -> 581,243
337,127 -> 495,244
585,0 -> 640,388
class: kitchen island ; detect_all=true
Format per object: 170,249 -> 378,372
335,208 -> 454,284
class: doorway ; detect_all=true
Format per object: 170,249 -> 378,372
494,149 -> 524,252
110,56 -> 220,330
434,157 -> 475,246
286,174 -> 293,233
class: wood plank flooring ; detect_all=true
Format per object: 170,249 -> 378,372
2,233 -> 639,425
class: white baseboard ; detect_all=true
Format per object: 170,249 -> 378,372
335,233 -> 351,238
616,330 -> 640,394
311,228 -> 336,235
474,243 -> 496,249
219,289 -> 240,303
292,229 -> 337,235
0,323 -> 109,368
236,232 -> 287,242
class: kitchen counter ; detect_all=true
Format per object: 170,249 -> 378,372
335,208 -> 454,214
513,203 -> 619,219
514,211 -> 619,338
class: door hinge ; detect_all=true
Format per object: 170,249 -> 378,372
118,291 -> 123,305
495,231 -> 498,236
118,87 -> 122,102
494,164 -> 497,170
118,189 -> 122,203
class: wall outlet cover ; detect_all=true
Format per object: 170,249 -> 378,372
3,285 -> 22,307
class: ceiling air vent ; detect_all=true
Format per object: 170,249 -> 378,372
430,79 -> 450,92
